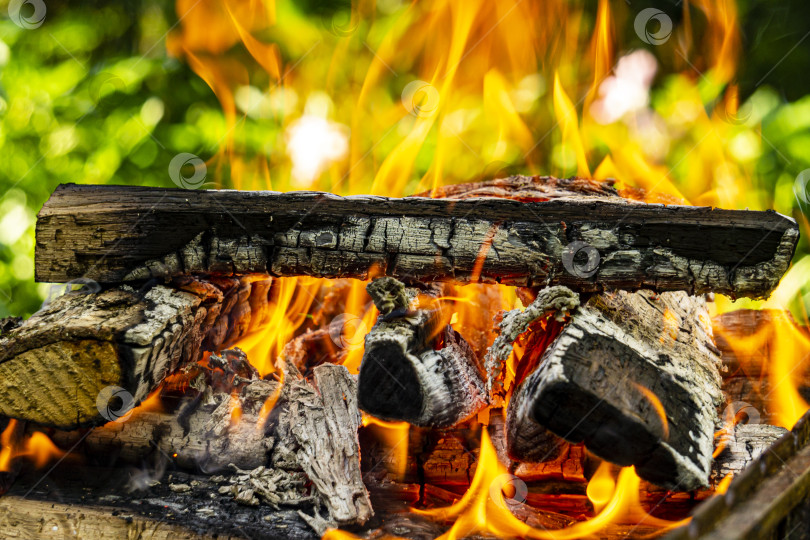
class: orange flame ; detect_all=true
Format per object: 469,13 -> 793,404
362,414 -> 410,481
411,430 -> 687,539
0,420 -> 65,472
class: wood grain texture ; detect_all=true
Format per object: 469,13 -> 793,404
35,181 -> 799,298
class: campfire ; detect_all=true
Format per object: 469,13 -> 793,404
2,1 -> 810,540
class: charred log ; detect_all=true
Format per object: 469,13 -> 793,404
277,363 -> 373,526
35,182 -> 798,299
508,290 -> 724,491
357,278 -> 487,427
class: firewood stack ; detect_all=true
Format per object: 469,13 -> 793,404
0,175 -> 805,539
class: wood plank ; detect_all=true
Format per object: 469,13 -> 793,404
35,181 -> 799,299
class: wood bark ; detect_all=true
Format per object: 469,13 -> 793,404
357,278 -> 488,427
508,290 -> 724,491
35,181 -> 799,299
0,276 -> 272,429
278,363 -> 373,526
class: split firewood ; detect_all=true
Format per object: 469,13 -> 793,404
508,290 -> 724,491
357,277 -> 488,427
46,349 -> 280,472
35,182 -> 798,299
0,276 -> 271,429
276,363 -> 373,526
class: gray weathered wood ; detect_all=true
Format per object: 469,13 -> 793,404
508,290 -> 724,491
711,423 -> 788,484
278,363 -> 373,526
35,181 -> 799,299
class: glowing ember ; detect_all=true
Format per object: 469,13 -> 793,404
413,430 -> 687,539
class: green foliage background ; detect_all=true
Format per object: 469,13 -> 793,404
1,0 -> 810,318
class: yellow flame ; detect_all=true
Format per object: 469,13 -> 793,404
411,430 -> 687,540
553,73 -> 591,178
0,420 -> 65,472
586,461 -> 615,513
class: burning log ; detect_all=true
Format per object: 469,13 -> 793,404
35,182 -> 799,299
357,277 -> 488,427
47,349 -> 279,472
0,276 -> 271,429
507,290 -> 724,491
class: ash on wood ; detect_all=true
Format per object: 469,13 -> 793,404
508,290 -> 724,491
35,181 -> 799,298
357,278 -> 487,427
278,363 -> 373,526
0,276 -> 272,429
